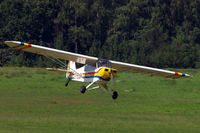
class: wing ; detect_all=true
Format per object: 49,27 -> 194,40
110,60 -> 191,78
5,41 -> 97,64
5,41 -> 191,79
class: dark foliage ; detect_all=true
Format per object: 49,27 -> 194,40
0,0 -> 200,68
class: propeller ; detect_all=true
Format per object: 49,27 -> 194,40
110,68 -> 116,89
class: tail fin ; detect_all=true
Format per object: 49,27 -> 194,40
68,60 -> 76,72
66,61 -> 76,79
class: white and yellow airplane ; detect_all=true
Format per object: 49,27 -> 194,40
5,41 -> 191,99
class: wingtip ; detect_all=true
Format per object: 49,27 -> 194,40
185,74 -> 192,78
4,41 -> 11,44
5,41 -> 21,45
174,72 -> 192,78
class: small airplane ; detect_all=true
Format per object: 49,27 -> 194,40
5,41 -> 191,99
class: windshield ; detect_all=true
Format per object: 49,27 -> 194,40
96,59 -> 111,68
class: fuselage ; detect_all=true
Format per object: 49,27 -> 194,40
67,66 -> 117,83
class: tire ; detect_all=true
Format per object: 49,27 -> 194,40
65,82 -> 69,87
65,79 -> 70,87
112,91 -> 118,100
80,86 -> 86,94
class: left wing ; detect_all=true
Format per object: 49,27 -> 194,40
110,60 -> 191,79
5,41 -> 191,79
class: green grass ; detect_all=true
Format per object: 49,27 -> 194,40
0,67 -> 200,133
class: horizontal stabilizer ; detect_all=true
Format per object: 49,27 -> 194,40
46,68 -> 67,73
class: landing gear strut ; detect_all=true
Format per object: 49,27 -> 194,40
80,82 -> 96,94
101,84 -> 118,100
79,83 -> 118,100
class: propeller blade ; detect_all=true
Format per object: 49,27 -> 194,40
110,69 -> 116,88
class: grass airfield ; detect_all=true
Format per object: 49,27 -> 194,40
0,67 -> 199,133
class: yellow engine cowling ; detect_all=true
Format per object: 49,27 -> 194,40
98,67 -> 118,80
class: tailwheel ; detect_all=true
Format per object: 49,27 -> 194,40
65,82 -> 69,87
80,86 -> 86,94
65,79 -> 70,87
112,91 -> 118,100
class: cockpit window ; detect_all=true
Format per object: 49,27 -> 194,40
96,59 -> 111,68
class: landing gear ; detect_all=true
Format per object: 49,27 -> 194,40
65,79 -> 71,87
79,83 -> 118,100
80,82 -> 96,94
112,91 -> 118,100
101,84 -> 118,100
80,86 -> 86,94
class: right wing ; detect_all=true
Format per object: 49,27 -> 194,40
5,41 -> 98,64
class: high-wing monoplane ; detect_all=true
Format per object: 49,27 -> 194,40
5,41 -> 191,99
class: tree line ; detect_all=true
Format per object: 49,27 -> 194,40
0,0 -> 200,68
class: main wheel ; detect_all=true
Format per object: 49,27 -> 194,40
112,91 -> 118,100
80,86 -> 86,94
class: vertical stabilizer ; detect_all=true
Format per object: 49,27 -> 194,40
68,60 -> 76,72
66,60 -> 76,79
